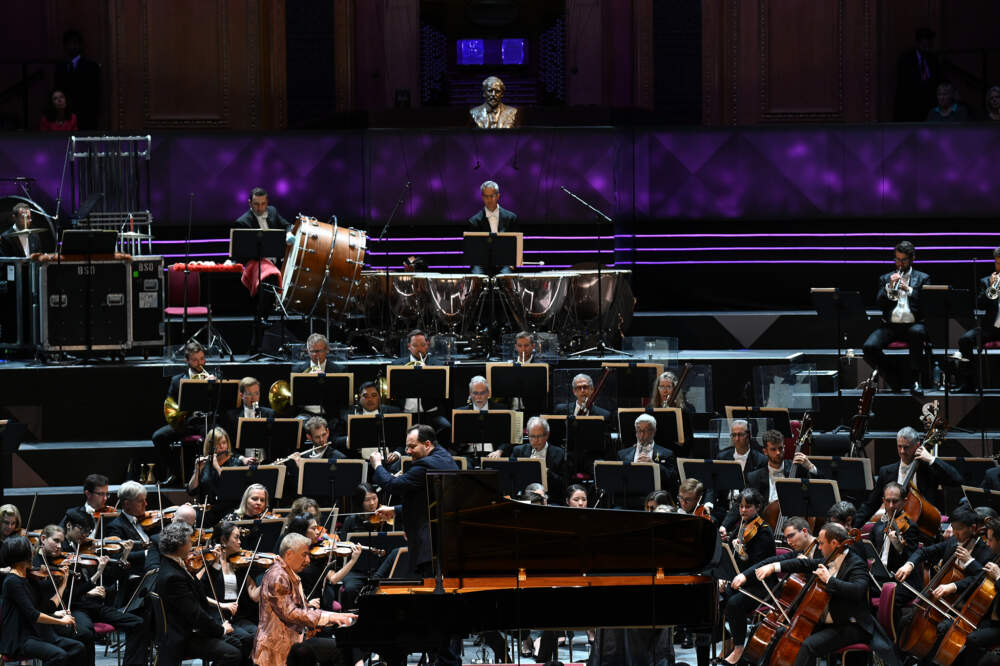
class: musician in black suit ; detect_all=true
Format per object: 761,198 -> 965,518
554,372 -> 613,423
234,187 -> 291,233
291,333 -> 348,428
150,341 -> 217,486
862,240 -> 932,394
370,424 -> 459,575
508,416 -> 569,501
616,413 -> 678,495
753,522 -> 898,666
984,465 -> 1000,492
957,247 -> 1000,391
952,516 -> 1000,666
334,381 -> 402,460
154,522 -> 241,666
392,329 -> 451,447
0,203 -> 47,257
468,180 -> 518,274
103,481 -> 151,574
222,376 -> 276,443
722,429 -> 818,532
867,482 -> 920,574
709,419 -> 767,526
854,426 -> 962,527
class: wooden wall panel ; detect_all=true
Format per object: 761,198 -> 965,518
107,0 -> 286,130
703,0 -> 877,124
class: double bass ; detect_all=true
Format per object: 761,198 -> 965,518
932,550 -> 1000,665
849,369 -> 878,457
895,410 -> 947,542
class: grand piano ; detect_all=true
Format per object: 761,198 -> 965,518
337,470 -> 719,659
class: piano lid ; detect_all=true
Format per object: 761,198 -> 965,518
428,471 -> 718,578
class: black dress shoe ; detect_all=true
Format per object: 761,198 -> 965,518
160,474 -> 178,487
910,381 -> 923,396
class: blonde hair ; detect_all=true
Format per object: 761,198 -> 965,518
203,427 -> 231,457
236,483 -> 269,518
651,371 -> 688,409
0,504 -> 22,531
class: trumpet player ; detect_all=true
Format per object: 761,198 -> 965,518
956,247 -> 1000,391
863,240 -> 931,395
151,341 -> 218,487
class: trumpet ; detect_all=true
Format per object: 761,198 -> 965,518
887,271 -> 910,299
988,273 -> 1000,300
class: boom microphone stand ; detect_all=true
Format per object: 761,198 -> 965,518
561,186 -> 626,357
375,181 -> 410,357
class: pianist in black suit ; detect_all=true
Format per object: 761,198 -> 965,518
616,413 -> 679,496
221,377 -> 275,446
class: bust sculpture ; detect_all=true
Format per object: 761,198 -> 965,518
469,76 -> 519,129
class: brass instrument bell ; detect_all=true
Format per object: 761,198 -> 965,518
163,397 -> 189,431
268,380 -> 292,414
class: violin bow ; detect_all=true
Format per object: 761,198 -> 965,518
156,482 -> 165,532
25,491 -> 38,533
235,536 -> 263,604
199,547 -> 227,624
39,549 -> 76,634
66,538 -> 83,614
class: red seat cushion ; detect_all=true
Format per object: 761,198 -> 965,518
181,435 -> 204,445
888,341 -> 909,349
985,341 -> 1000,349
92,622 -> 115,634
164,306 -> 209,316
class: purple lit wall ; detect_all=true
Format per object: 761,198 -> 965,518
1,126 -> 998,229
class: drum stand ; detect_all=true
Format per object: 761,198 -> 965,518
561,187 -> 627,358
186,271 -> 234,361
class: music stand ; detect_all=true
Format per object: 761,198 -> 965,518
963,485 -> 1000,512
178,379 -> 240,424
936,458 -> 996,487
451,409 -> 519,459
0,420 -> 27,493
345,531 -> 407,573
774,478 -> 841,520
347,413 -> 412,459
387,366 -> 450,422
486,362 -> 550,400
601,362 -> 664,407
807,456 -> 873,493
811,288 -> 866,399
236,417 -> 303,460
616,407 -> 684,449
593,461 -> 660,510
230,228 -> 287,359
922,285 -> 974,416
297,458 -> 367,501
230,517 -> 284,553
217,464 -> 286,500
480,457 -> 547,495
724,407 -> 792,439
386,547 -> 411,579
462,232 -> 523,276
676,459 -> 746,505
290,372 -> 353,417
542,414 -> 606,477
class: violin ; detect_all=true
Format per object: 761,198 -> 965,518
50,552 -> 104,569
228,549 -> 278,569
692,504 -> 713,522
80,536 -> 125,556
733,515 -> 764,560
190,528 -> 214,546
28,565 -> 66,582
310,541 -> 385,558
184,546 -> 219,573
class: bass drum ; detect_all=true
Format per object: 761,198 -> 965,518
281,215 -> 366,316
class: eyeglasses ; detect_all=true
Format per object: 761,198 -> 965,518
90,491 -> 109,497
731,431 -> 749,438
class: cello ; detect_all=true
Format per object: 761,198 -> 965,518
932,549 -> 1000,665
742,528 -> 859,666
896,533 -> 982,659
